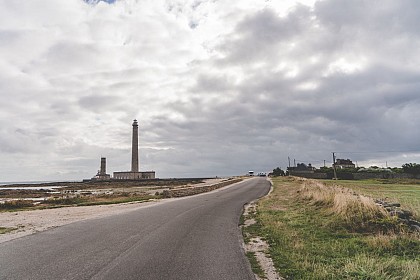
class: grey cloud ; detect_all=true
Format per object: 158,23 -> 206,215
1,0 -> 420,181
218,6 -> 313,65
155,0 -> 420,172
315,0 -> 420,37
78,94 -> 121,112
192,74 -> 234,93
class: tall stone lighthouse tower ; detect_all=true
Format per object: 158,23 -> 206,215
113,119 -> 156,180
131,119 -> 139,172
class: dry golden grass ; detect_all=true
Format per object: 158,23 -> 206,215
296,179 -> 395,231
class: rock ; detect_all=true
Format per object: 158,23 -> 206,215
410,225 -> 420,232
402,209 -> 412,217
409,219 -> 420,227
389,203 -> 401,207
376,200 -> 384,204
390,209 -> 411,219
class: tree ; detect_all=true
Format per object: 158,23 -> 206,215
390,167 -> 403,173
317,166 -> 333,173
271,167 -> 285,177
402,163 -> 420,175
296,163 -> 308,170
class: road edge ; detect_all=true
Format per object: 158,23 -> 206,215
241,178 -> 283,280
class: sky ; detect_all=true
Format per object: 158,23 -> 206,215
1,0 -> 420,181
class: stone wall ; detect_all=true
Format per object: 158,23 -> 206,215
291,172 -> 420,180
353,172 -> 419,180
288,172 -> 328,179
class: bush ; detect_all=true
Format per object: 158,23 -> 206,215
161,190 -> 171,198
0,199 -> 33,209
271,167 -> 285,177
402,163 -> 420,175
44,197 -> 82,205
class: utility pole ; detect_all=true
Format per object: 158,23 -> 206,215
294,159 -> 296,167
288,157 -> 291,168
324,160 -> 326,167
332,152 -> 338,180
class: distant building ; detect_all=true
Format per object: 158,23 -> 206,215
333,159 -> 356,169
113,119 -> 156,180
288,163 -> 316,174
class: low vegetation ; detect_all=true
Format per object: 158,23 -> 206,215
42,193 -> 156,207
246,251 -> 266,279
0,227 -> 16,234
297,180 -> 399,233
0,199 -> 34,210
0,178 -> 207,191
322,179 -> 420,219
0,178 -> 242,212
0,193 -> 157,211
251,177 -> 419,279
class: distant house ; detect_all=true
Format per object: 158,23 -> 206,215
288,163 -> 316,174
334,159 -> 356,169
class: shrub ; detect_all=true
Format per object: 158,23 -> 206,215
161,190 -> 171,198
44,197 -> 82,205
402,163 -> 420,175
0,199 -> 33,209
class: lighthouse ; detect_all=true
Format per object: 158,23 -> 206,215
113,120 -> 156,180
131,119 -> 139,172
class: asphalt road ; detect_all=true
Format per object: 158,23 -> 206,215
0,177 -> 270,280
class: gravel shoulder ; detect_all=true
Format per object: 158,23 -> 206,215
0,200 -> 160,244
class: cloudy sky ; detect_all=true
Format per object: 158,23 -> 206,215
1,0 -> 420,181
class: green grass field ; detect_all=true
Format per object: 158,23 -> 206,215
249,177 -> 420,279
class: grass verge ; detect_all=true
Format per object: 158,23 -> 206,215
0,227 -> 16,234
246,251 -> 266,279
254,177 -> 419,279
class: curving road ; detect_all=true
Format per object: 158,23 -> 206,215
0,177 -> 270,280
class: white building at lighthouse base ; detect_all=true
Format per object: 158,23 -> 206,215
113,171 -> 155,180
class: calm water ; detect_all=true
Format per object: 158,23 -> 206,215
0,186 -> 62,190
0,181 -> 56,186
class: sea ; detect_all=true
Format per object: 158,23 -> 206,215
0,181 -> 57,186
